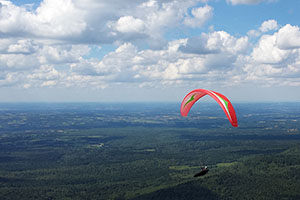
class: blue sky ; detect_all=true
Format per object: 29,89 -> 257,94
1,0 -> 300,102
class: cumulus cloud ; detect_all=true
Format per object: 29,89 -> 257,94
243,24 -> 300,87
68,33 -> 249,88
184,5 -> 213,28
0,0 -> 299,92
0,0 -> 86,39
226,0 -> 277,5
0,0 -> 200,46
0,39 -> 38,54
38,44 -> 90,64
248,19 -> 278,38
27,65 -> 61,88
114,16 -> 146,33
259,19 -> 278,32
0,72 -> 21,87
276,24 -> 300,50
180,31 -> 249,55
251,34 -> 289,64
0,0 -> 214,91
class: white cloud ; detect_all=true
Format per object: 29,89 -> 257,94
0,52 -> 39,70
246,24 -> 300,87
247,29 -> 261,38
226,0 -> 277,5
259,19 -> 278,32
251,34 -> 289,64
38,44 -> 90,64
0,72 -> 21,87
41,80 -> 57,87
114,16 -> 145,33
243,24 -> 300,87
0,0 -> 200,47
34,0 -> 86,37
0,38 -> 38,54
180,31 -> 249,55
7,39 -> 37,54
0,0 -> 86,39
248,19 -> 278,38
0,0 -> 299,96
28,65 -> 60,81
276,24 -> 300,50
4,23 -> 298,90
184,5 -> 213,28
66,33 -> 250,88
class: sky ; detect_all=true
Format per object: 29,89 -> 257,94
0,0 -> 300,102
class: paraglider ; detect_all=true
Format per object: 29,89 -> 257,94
194,166 -> 209,177
180,89 -> 238,127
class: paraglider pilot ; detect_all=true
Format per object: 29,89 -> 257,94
194,166 -> 209,177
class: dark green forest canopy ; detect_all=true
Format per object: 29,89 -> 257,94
0,103 -> 300,200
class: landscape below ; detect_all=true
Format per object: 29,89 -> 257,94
0,102 -> 300,200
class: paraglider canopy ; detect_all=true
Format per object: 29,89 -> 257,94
180,89 -> 238,127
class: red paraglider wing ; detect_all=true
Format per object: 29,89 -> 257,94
180,89 -> 238,127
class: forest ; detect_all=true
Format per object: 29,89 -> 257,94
0,102 -> 300,199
